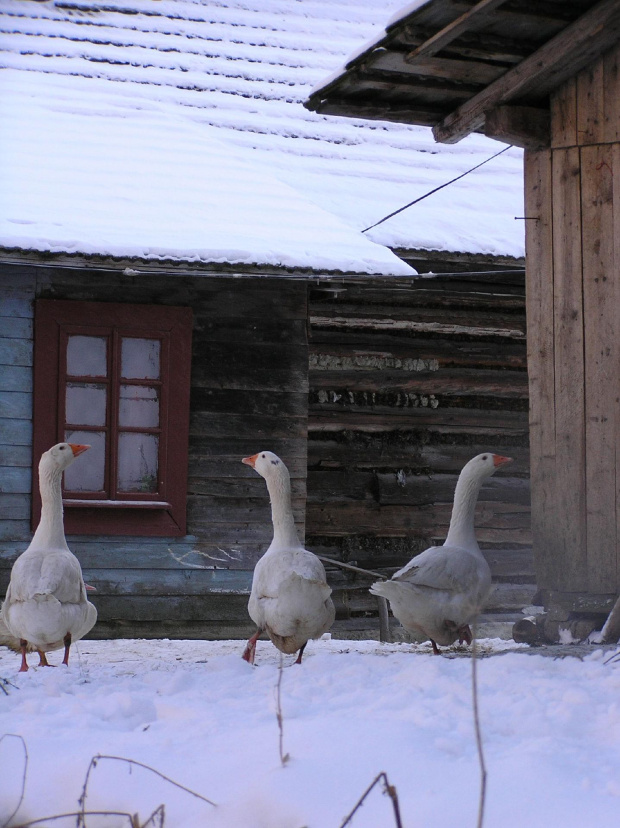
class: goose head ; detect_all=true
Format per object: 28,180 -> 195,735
40,442 -> 90,475
242,450 -> 286,480
464,452 -> 513,480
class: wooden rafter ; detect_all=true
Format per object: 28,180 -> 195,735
433,0 -> 620,143
405,0 -> 510,62
366,51 -> 505,87
484,105 -> 550,149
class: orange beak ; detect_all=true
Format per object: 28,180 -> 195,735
493,454 -> 513,467
69,443 -> 90,457
84,583 -> 96,591
242,453 -> 258,468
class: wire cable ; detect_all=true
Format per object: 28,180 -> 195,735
362,144 -> 514,234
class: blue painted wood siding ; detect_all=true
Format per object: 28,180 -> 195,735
0,271 -> 34,545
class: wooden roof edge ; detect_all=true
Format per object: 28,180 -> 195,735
433,0 -> 620,143
391,247 -> 525,269
305,0 -> 445,111
307,0 -> 620,149
0,249 -> 418,282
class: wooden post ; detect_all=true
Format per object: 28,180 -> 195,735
376,595 -> 392,644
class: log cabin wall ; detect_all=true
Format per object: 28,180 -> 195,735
305,253 -> 535,636
525,42 -> 620,623
0,263 -> 308,639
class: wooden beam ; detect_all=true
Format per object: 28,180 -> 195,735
405,0 -> 510,62
433,0 -> 620,144
484,105 -> 550,149
312,100 -> 443,128
367,51 -> 504,86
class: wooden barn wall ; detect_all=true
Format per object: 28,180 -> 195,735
305,259 -> 535,633
525,41 -> 620,615
0,264 -> 309,638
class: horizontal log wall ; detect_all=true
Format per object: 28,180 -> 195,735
0,264 -> 308,639
306,259 -> 535,632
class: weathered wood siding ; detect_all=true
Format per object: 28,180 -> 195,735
526,41 -> 620,614
305,257 -> 535,633
0,264 -> 308,638
0,269 -> 34,549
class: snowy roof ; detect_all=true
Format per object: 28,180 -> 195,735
0,0 -> 525,277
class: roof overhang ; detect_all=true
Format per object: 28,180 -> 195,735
305,0 -> 620,148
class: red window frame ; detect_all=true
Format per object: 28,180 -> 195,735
33,299 -> 192,536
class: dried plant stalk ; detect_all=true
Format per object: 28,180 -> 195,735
471,631 -> 487,828
339,771 -> 402,828
275,653 -> 290,766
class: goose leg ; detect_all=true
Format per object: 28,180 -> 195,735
37,650 -> 51,667
242,629 -> 263,664
19,639 -> 29,672
294,643 -> 307,665
458,625 -> 473,645
430,639 -> 441,656
62,632 -> 72,666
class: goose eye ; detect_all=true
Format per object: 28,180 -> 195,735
261,454 -> 266,458
59,446 -> 65,450
482,454 -> 488,460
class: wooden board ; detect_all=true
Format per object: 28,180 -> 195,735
603,44 -> 620,144
551,78 -> 577,149
524,148 -> 556,590
577,59 -> 605,146
581,143 -> 618,592
552,146 -> 586,590
615,142 -> 620,592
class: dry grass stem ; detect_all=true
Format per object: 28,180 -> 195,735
77,753 -> 217,827
471,632 -> 487,828
339,772 -> 403,828
275,653 -> 290,766
1,732 -> 28,828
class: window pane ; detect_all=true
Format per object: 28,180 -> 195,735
66,383 -> 107,427
63,430 -> 106,492
67,336 -> 107,377
118,433 -> 159,493
119,385 -> 159,428
121,338 -> 160,379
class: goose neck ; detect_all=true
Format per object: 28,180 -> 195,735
31,463 -> 69,550
444,470 -> 484,551
265,471 -> 300,550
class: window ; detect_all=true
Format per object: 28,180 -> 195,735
33,299 -> 192,536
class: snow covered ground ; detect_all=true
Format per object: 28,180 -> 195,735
1,637 -> 620,828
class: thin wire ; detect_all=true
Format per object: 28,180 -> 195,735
362,145 -> 513,233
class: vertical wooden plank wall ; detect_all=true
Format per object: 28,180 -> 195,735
527,42 -> 620,606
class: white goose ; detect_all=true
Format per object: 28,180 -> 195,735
241,451 -> 335,664
371,453 -> 512,654
1,442 -> 97,671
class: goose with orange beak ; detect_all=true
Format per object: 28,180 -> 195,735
371,453 -> 512,654
241,451 -> 334,665
0,442 -> 97,671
